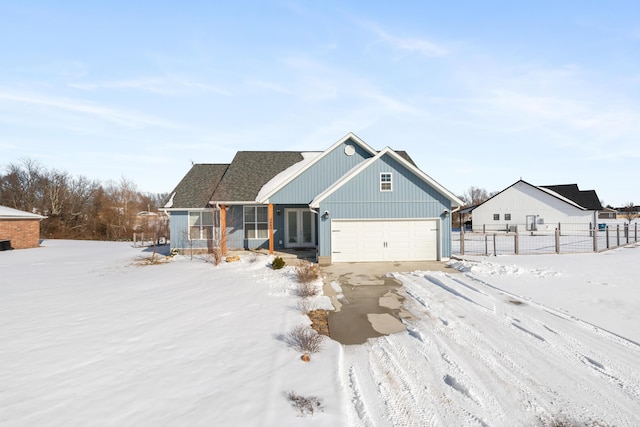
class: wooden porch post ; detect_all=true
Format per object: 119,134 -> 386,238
268,204 -> 274,254
220,205 -> 227,255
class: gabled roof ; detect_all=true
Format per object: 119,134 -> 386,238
540,184 -> 603,210
257,132 -> 377,203
164,164 -> 229,209
0,205 -> 46,219
310,147 -> 464,208
211,151 -> 305,203
477,180 -> 602,211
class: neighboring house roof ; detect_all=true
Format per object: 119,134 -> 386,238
477,180 -> 602,211
0,205 -> 46,219
540,184 -> 603,210
310,147 -> 464,209
164,164 -> 229,209
211,151 -> 306,203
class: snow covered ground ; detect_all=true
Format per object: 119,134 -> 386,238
1,240 -> 639,426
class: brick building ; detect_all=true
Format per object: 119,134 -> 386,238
0,206 -> 47,249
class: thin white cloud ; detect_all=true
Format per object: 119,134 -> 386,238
246,80 -> 292,95
357,90 -> 423,115
0,88 -> 181,129
364,22 -> 447,57
68,76 -> 230,96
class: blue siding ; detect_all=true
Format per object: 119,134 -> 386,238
272,204 -> 317,249
226,204 -> 317,250
225,205 -> 245,249
269,139 -> 373,204
168,210 -> 217,251
316,153 -> 453,258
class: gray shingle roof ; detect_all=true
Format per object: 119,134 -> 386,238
165,164 -> 229,209
541,184 -> 603,210
393,150 -> 416,166
211,151 -> 305,202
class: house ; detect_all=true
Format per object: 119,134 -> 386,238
598,207 -> 618,220
163,133 -> 463,264
471,180 -> 602,233
0,205 -> 47,249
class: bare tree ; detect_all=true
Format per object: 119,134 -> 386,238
0,158 -> 169,242
460,186 -> 492,207
0,159 -> 46,212
622,202 -> 636,223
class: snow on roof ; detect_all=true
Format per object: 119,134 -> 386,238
255,152 -> 322,201
0,205 -> 46,219
163,192 -> 175,209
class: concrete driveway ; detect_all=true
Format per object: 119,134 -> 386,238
321,261 -> 459,344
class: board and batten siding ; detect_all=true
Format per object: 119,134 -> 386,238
472,181 -> 596,232
168,211 -> 213,251
268,139 -> 373,204
317,153 -> 453,258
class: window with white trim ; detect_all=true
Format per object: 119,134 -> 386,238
244,206 -> 268,239
380,172 -> 392,192
189,211 -> 214,240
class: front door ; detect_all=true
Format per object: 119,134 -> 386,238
285,208 -> 315,248
526,215 -> 537,231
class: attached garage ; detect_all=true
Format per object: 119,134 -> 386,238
330,219 -> 440,262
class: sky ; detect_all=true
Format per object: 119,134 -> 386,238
1,1 -> 639,206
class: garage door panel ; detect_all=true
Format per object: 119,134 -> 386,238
331,219 -> 438,262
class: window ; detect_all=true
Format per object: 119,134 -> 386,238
505,213 -> 511,221
189,211 -> 214,240
380,172 -> 392,191
493,214 -> 500,221
244,206 -> 268,239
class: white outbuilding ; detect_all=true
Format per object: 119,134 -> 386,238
471,180 -> 602,233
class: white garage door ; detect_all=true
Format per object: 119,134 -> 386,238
331,219 -> 439,262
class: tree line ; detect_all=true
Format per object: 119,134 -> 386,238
0,159 -> 169,241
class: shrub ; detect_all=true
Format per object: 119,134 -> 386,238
272,256 -> 285,270
211,247 -> 222,266
295,261 -> 320,284
297,281 -> 319,298
297,299 -> 317,315
286,391 -> 324,416
285,324 -> 325,354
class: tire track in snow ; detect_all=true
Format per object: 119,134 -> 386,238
343,270 -> 640,426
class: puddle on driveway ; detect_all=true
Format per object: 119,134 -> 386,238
326,275 -> 407,345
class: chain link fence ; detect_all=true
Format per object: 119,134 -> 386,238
453,221 -> 639,256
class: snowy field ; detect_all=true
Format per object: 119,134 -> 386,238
1,240 -> 639,426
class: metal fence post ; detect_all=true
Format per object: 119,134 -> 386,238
589,221 -> 593,237
636,223 -> 638,242
483,224 -> 486,234
625,223 -> 629,244
606,226 -> 610,249
555,228 -> 560,254
514,225 -> 519,255
484,234 -> 488,256
460,230 -> 465,255
593,223 -> 597,252
493,233 -> 497,256
617,224 -> 620,247
558,222 -> 562,237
